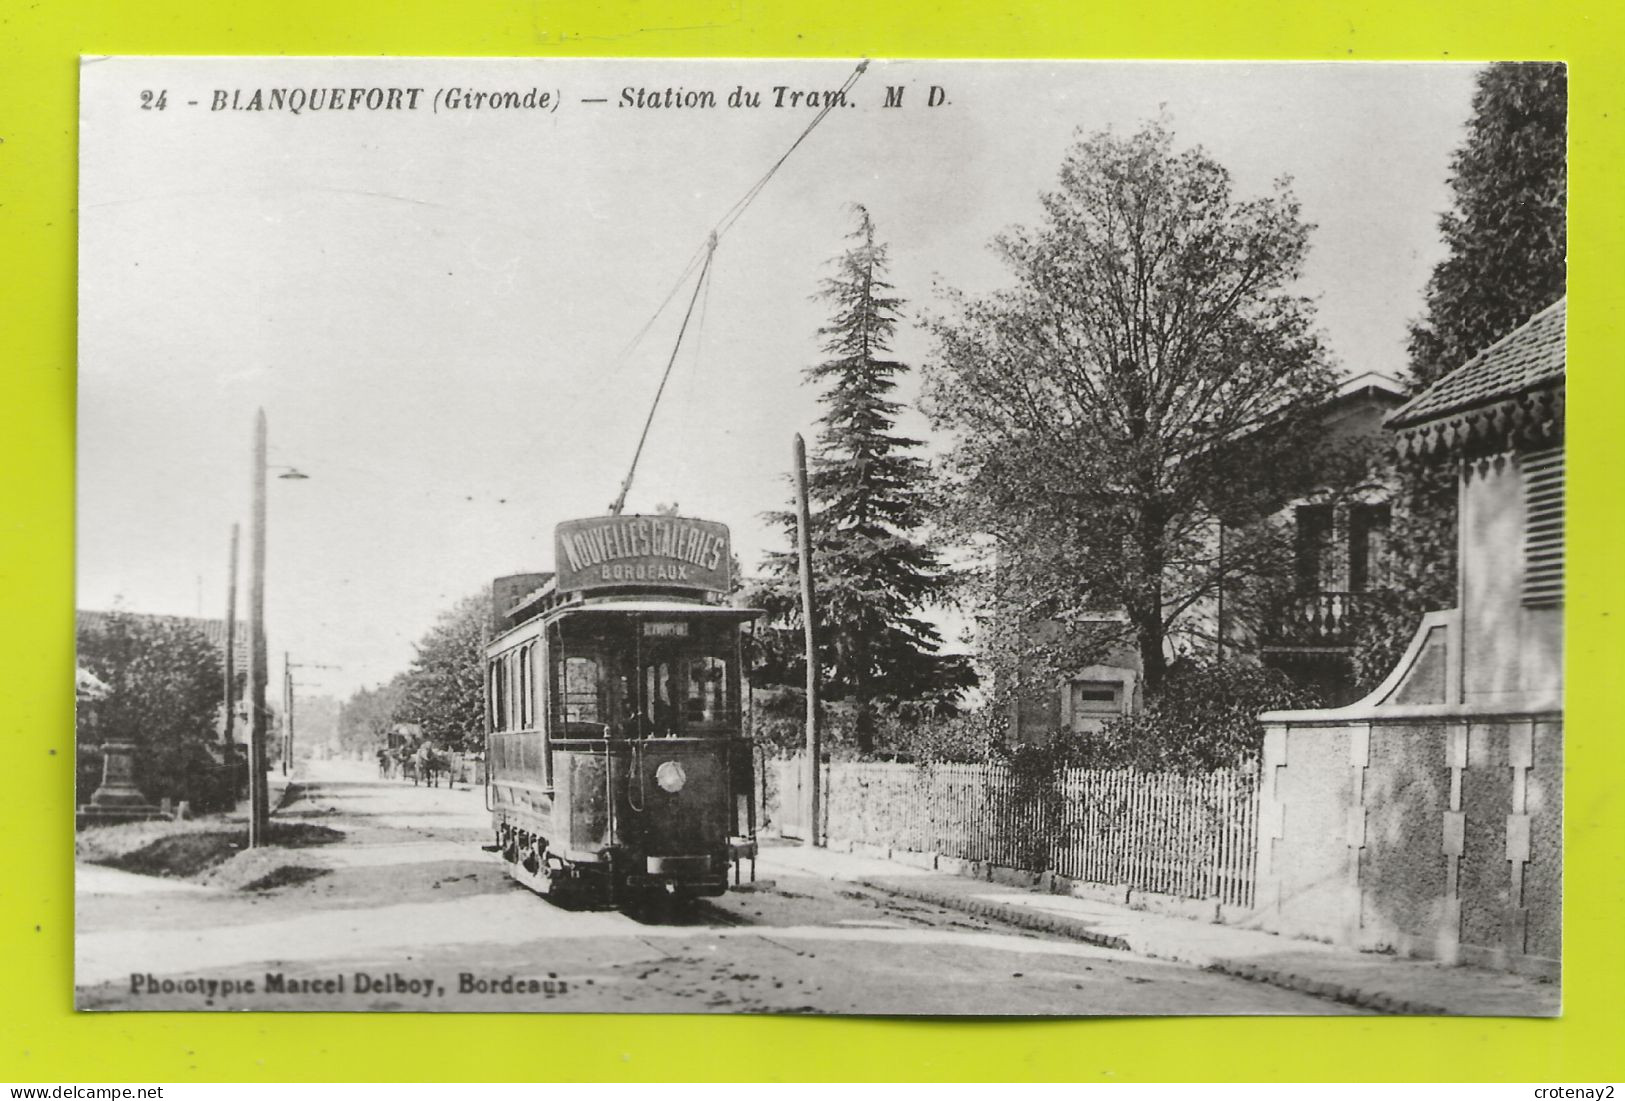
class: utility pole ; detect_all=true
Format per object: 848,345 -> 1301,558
793,433 -> 821,847
282,651 -> 293,777
1215,519 -> 1226,665
222,523 -> 239,748
247,410 -> 270,847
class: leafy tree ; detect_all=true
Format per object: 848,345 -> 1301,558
924,122 -> 1341,703
755,206 -> 974,752
77,611 -> 223,804
339,676 -> 407,755
395,592 -> 490,752
1353,63 -> 1567,690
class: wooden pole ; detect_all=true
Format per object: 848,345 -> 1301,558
247,410 -> 270,847
793,433 -> 821,847
222,523 -> 239,748
1215,518 -> 1225,664
282,652 -> 292,777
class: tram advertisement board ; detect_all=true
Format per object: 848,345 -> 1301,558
554,515 -> 731,594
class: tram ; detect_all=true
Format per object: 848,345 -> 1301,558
484,513 -> 760,905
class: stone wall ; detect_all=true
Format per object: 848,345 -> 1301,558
1254,711 -> 1560,976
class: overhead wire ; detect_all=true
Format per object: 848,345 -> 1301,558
609,235 -> 719,515
607,237 -> 712,374
607,58 -> 870,514
603,60 -> 870,380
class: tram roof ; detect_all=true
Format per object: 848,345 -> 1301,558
489,595 -> 765,649
555,600 -> 764,621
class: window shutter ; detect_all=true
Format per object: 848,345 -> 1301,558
1522,447 -> 1564,607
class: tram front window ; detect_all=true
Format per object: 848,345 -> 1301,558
638,620 -> 738,737
552,615 -> 739,739
552,623 -> 636,738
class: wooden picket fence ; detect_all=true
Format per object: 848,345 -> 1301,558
1051,767 -> 1258,907
769,758 -> 1258,909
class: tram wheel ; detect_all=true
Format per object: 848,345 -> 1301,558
519,833 -> 542,875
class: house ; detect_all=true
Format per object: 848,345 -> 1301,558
1251,298 -> 1564,974
1256,370 -> 1410,704
1008,370 -> 1409,742
1384,298 -> 1565,709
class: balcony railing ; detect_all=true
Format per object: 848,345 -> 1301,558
1263,591 -> 1371,648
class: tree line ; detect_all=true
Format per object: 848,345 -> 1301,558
349,62 -> 1565,770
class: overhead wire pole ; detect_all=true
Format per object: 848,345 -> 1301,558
247,410 -> 270,848
282,652 -> 292,777
222,523 -> 239,749
793,434 -> 822,847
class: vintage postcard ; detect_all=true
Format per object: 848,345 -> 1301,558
75,57 -> 1564,1015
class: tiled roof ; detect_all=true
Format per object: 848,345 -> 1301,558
1388,298 -> 1565,459
77,609 -> 250,661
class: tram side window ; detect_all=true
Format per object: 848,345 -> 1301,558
507,650 -> 520,732
529,642 -> 544,736
490,659 -> 507,732
518,643 -> 531,729
504,656 -> 514,731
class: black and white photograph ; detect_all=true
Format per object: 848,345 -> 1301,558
74,57 -> 1565,1016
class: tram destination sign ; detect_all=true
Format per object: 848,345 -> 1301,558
555,515 -> 732,594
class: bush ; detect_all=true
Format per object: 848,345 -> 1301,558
750,687 -> 853,758
78,611 -> 225,807
1063,660 -> 1321,772
750,687 -> 1001,764
870,706 -> 1004,764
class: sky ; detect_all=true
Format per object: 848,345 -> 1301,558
77,58 -> 1483,695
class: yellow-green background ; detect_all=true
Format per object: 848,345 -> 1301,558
4,0 -> 1621,1082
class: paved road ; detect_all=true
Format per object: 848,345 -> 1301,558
76,758 -> 1357,1015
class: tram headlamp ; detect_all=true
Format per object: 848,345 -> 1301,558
655,760 -> 686,794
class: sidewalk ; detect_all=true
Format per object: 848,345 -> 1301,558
755,840 -> 1559,1017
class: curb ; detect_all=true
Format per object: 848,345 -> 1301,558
853,875 -> 1132,954
270,779 -> 304,813
1204,959 -> 1447,1015
844,874 -> 1459,1016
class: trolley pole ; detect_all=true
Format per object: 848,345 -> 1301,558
222,523 -> 239,748
793,434 -> 821,847
247,410 -> 271,847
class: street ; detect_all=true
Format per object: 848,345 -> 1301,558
76,758 -> 1357,1015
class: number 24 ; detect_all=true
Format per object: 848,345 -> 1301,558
140,89 -> 168,110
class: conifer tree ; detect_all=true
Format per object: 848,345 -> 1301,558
1352,63 -> 1566,690
1408,63 -> 1567,390
756,207 -> 973,752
